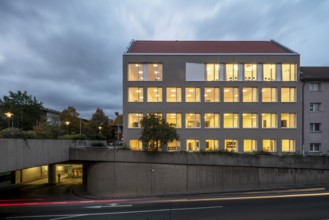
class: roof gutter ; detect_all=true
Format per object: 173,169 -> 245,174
123,53 -> 299,56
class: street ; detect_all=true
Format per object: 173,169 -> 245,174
1,181 -> 329,220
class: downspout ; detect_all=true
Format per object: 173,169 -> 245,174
301,72 -> 305,156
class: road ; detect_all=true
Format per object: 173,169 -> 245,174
1,181 -> 329,220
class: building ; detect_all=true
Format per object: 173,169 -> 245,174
123,40 -> 303,153
301,67 -> 329,155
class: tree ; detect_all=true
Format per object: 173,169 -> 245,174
139,114 -> 179,151
59,106 -> 80,134
89,108 -> 111,139
0,90 -> 43,130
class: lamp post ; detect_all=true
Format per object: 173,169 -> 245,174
65,121 -> 71,134
4,112 -> 13,128
98,126 -> 102,134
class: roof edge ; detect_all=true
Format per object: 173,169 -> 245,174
271,39 -> 299,54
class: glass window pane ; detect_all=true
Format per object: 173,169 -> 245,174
281,113 -> 296,128
262,87 -> 277,102
147,64 -> 162,81
206,139 -> 219,151
244,64 -> 257,81
168,140 -> 181,151
147,87 -> 162,102
263,64 -> 276,81
242,113 -> 258,128
186,63 -> 205,81
281,88 -> 296,102
242,87 -> 258,102
186,88 -> 200,102
226,64 -> 239,81
244,139 -> 257,152
261,113 -> 277,128
206,64 -> 220,81
130,139 -> 143,151
223,113 -> 239,128
224,87 -> 239,102
282,139 -> 295,152
204,113 -> 220,128
128,64 -> 143,81
128,87 -> 144,102
263,139 -> 276,152
128,113 -> 143,128
282,64 -> 296,81
166,87 -> 181,102
224,139 -> 238,152
186,139 -> 200,152
204,88 -> 220,102
185,113 -> 201,128
166,113 -> 181,128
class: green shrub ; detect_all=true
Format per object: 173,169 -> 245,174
0,128 -> 24,138
59,134 -> 86,140
87,134 -> 106,140
91,142 -> 106,147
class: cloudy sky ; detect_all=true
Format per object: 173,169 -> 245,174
0,0 -> 328,119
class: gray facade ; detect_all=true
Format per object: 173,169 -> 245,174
301,67 -> 329,155
123,41 -> 301,153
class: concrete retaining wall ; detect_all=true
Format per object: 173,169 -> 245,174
72,149 -> 329,197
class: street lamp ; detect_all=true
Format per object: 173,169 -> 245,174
4,112 -> 13,127
65,121 -> 71,134
98,126 -> 102,134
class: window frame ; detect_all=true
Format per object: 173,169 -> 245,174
128,87 -> 144,102
242,87 -> 258,102
128,113 -> 143,128
310,123 -> 321,132
244,64 -> 257,81
185,87 -> 201,102
204,113 -> 220,128
281,87 -> 296,103
166,87 -> 182,102
223,113 -> 239,128
223,87 -> 239,102
147,87 -> 163,102
185,113 -> 201,128
310,143 -> 321,152
310,103 -> 321,112
204,87 -> 220,102
166,113 -> 182,128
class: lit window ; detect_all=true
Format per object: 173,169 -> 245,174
280,113 -> 296,128
310,123 -> 321,132
185,88 -> 200,102
148,113 -> 162,119
206,140 -> 219,151
166,113 -> 181,128
262,87 -> 277,102
309,83 -> 321,92
242,87 -> 258,102
128,87 -> 144,102
185,113 -> 201,128
130,139 -> 143,151
282,139 -> 295,152
242,113 -> 258,128
281,88 -> 296,102
263,64 -> 276,81
128,113 -> 143,128
204,113 -> 220,128
282,64 -> 296,81
223,113 -> 239,128
223,87 -> 239,102
226,64 -> 239,81
262,113 -> 277,128
310,143 -> 321,152
244,139 -> 257,152
186,139 -> 200,152
147,87 -> 162,102
263,139 -> 276,152
168,140 -> 181,152
244,64 -> 257,81
128,63 -> 162,81
224,139 -> 238,152
166,87 -> 182,102
310,103 -> 321,112
206,64 -> 220,81
204,87 -> 220,102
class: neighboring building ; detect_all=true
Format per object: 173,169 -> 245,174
123,40 -> 302,153
301,67 -> 329,155
41,107 -> 61,125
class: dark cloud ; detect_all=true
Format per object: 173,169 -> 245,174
0,0 -> 328,119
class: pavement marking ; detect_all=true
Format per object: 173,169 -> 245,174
84,203 -> 133,209
6,205 -> 224,219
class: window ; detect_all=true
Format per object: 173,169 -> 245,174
223,87 -> 239,102
282,139 -> 295,152
185,113 -> 201,128
128,87 -> 144,102
226,64 -> 239,81
309,83 -> 321,92
244,139 -> 257,152
242,113 -> 258,128
147,87 -> 162,102
204,113 -> 220,128
128,63 -> 162,81
166,113 -> 182,128
280,113 -> 296,128
166,87 -> 182,102
206,64 -> 220,81
204,88 -> 220,102
282,64 -> 296,81
186,139 -> 200,152
223,113 -> 239,128
186,63 -> 205,81
281,88 -> 296,102
225,139 -> 238,152
185,88 -> 200,102
168,140 -> 181,152
242,87 -> 258,102
128,113 -> 143,128
130,139 -> 143,151
148,112 -> 162,118
263,139 -> 276,152
310,103 -> 321,112
262,87 -> 277,102
244,64 -> 257,81
262,113 -> 277,128
310,143 -> 321,152
263,64 -> 276,81
310,123 -> 321,132
206,140 -> 219,151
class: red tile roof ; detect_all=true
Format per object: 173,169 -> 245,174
127,40 -> 296,54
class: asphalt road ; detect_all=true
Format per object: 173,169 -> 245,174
1,182 -> 329,220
